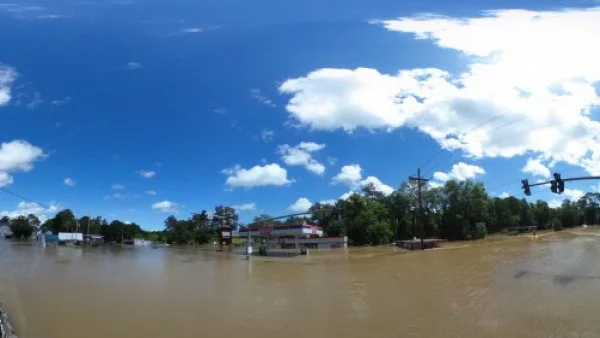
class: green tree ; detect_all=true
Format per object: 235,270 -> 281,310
9,216 -> 34,239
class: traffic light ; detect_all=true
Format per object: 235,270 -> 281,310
521,179 -> 531,196
554,173 -> 564,194
550,179 -> 557,193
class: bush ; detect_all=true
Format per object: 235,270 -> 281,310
474,222 -> 487,240
550,218 -> 563,231
369,221 -> 393,245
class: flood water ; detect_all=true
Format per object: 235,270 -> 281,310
2,230 -> 600,338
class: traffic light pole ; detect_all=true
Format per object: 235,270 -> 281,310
521,174 -> 600,196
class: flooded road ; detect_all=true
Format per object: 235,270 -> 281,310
2,230 -> 600,338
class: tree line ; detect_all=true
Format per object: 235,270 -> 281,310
303,180 -> 600,245
2,209 -> 147,243
2,179 -> 599,245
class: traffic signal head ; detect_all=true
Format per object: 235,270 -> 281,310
550,179 -> 557,193
521,179 -> 531,196
553,173 -> 564,193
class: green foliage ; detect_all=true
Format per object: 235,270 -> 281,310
550,217 -> 563,231
9,215 -> 35,239
307,178 -> 599,245
474,222 -> 487,240
163,207 -> 236,245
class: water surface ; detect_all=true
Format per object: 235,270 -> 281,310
2,230 -> 600,337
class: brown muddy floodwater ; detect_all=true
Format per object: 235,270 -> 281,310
2,230 -> 600,338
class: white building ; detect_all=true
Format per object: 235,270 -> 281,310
234,223 -> 348,251
0,222 -> 11,238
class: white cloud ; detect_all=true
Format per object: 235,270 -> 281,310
591,184 -> 600,193
51,96 -> 71,106
498,192 -> 511,198
152,200 -> 178,213
0,65 -> 16,106
261,129 -> 274,142
0,201 -> 57,223
288,197 -> 313,212
0,140 -> 45,172
548,199 -> 562,209
332,164 -> 394,196
278,142 -> 326,175
137,170 -> 156,179
146,190 -> 157,196
181,27 -> 203,34
126,62 -> 142,70
0,172 -> 13,187
332,164 -> 362,187
339,191 -> 355,200
433,162 -> 486,182
64,177 -> 76,186
360,176 -> 394,196
223,163 -> 293,189
232,203 -> 256,212
522,158 -> 551,178
279,7 -> 600,175
563,188 -> 585,201
319,199 -> 337,205
327,156 -> 337,166
250,88 -> 276,107
112,184 -> 125,190
104,192 -> 126,200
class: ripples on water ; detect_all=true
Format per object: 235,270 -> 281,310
1,230 -> 600,338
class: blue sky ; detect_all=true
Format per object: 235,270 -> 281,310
1,0 -> 599,229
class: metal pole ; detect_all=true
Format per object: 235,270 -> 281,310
417,168 -> 424,250
246,225 -> 252,259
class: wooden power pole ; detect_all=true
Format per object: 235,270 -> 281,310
409,168 -> 429,250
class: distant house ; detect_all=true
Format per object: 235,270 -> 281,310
83,234 -> 104,246
0,221 -> 11,238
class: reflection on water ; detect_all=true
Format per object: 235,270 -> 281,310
2,231 -> 600,337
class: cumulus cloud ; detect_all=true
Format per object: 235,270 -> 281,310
332,164 -> 394,196
0,201 -> 58,223
288,197 -> 313,212
232,202 -> 256,212
522,158 -> 551,178
137,170 -> 156,179
222,163 -> 293,189
0,140 -> 45,172
278,142 -> 326,175
498,192 -> 511,198
279,7 -> 600,175
152,200 -> 178,213
332,164 -> 362,187
250,88 -> 276,107
433,162 -> 486,182
0,172 -> 13,187
63,177 -> 76,186
360,176 -> 394,196
0,65 -> 17,106
563,188 -> 585,201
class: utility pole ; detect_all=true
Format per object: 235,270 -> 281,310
409,168 -> 429,250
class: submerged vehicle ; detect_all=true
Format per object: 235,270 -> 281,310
0,303 -> 16,338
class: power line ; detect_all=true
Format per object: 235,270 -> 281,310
0,187 -> 50,210
418,114 -> 505,175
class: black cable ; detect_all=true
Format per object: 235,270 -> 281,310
0,187 -> 50,210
